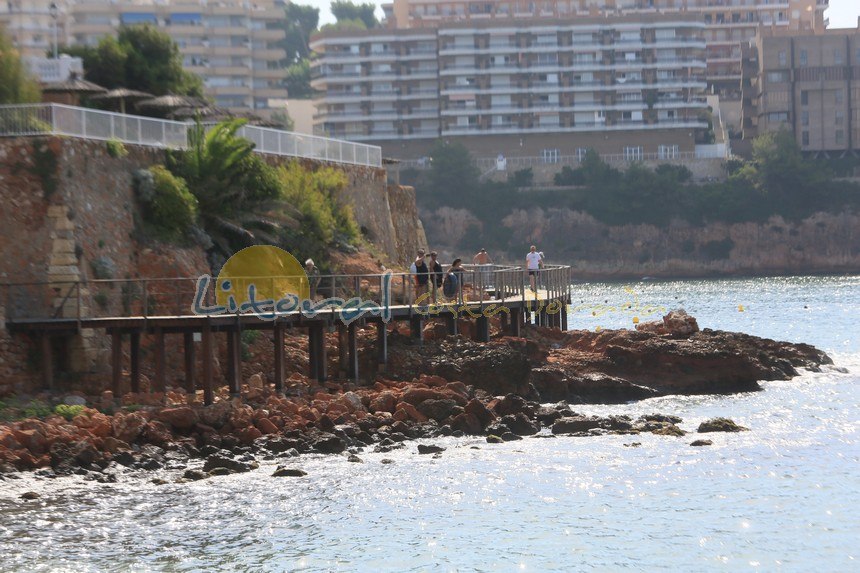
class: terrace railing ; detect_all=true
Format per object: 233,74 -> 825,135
0,103 -> 382,168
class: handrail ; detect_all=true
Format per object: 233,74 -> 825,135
1,265 -> 571,322
0,103 -> 382,168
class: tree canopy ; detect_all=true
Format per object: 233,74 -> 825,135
62,24 -> 202,96
0,28 -> 41,104
330,1 -> 380,28
279,3 -> 319,65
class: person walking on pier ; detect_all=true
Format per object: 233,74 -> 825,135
429,251 -> 443,303
305,259 -> 321,300
443,258 -> 465,304
413,250 -> 430,305
472,248 -> 493,290
526,245 -> 543,292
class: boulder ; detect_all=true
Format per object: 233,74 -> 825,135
464,399 -> 495,429
552,416 -> 602,434
255,418 -> 279,435
417,444 -> 445,455
697,417 -> 749,433
272,467 -> 307,477
416,399 -> 459,422
369,392 -> 397,414
156,407 -> 199,432
500,413 -> 539,436
202,454 -> 254,473
112,412 -> 147,443
449,412 -> 482,435
690,439 -> 713,446
312,434 -> 346,454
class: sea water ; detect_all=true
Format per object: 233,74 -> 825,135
0,275 -> 858,572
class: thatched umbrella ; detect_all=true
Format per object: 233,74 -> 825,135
41,72 -> 107,106
88,88 -> 153,114
135,94 -> 209,118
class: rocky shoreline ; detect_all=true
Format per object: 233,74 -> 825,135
0,312 -> 834,483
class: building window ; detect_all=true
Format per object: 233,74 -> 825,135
766,71 -> 788,83
778,50 -> 787,66
836,130 -> 844,145
799,49 -> 808,67
836,89 -> 844,104
624,146 -> 643,161
835,50 -> 844,66
767,112 -> 789,122
540,148 -> 559,164
801,111 -> 809,126
801,90 -> 809,106
575,147 -> 588,161
836,110 -> 844,126
802,131 -> 809,146
658,145 -> 679,159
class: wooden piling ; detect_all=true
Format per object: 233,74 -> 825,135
154,327 -> 166,393
273,322 -> 285,393
130,331 -> 140,393
111,329 -> 122,399
183,332 -> 196,395
40,332 -> 53,390
201,324 -> 213,405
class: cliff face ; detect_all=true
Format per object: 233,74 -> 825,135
0,136 -> 426,395
423,206 -> 860,278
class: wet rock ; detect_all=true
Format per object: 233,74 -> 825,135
380,458 -> 394,464
255,418 -> 278,435
202,454 -> 253,474
416,399 -> 459,422
151,478 -> 169,485
535,406 -> 565,425
636,310 -> 699,337
20,491 -> 40,500
690,439 -> 713,446
272,467 -> 307,477
347,454 -> 363,463
112,450 -> 135,467
623,442 -> 642,448
500,413 -> 539,436
491,394 -> 532,417
501,432 -> 522,442
601,415 -> 634,432
183,469 -> 208,481
417,444 -> 445,455
449,412 -> 482,435
464,399 -> 495,429
312,434 -> 346,454
650,424 -> 687,437
698,418 -> 749,433
552,416 -> 602,434
208,467 -> 234,476
369,392 -> 397,414
486,435 -> 503,444
639,413 -> 683,425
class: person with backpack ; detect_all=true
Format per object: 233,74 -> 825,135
443,258 -> 465,304
413,249 -> 430,306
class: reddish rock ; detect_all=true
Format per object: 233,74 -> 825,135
401,388 -> 452,406
12,428 -> 48,455
112,412 -> 147,443
235,426 -> 263,445
449,412 -> 482,435
393,402 -> 429,423
156,407 -> 199,432
143,420 -> 174,446
369,392 -> 397,414
464,399 -> 495,428
102,437 -> 131,453
72,409 -> 112,438
255,418 -> 278,435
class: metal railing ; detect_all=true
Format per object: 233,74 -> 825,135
1,264 -> 571,323
0,103 -> 383,168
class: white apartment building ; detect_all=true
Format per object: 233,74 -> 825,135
312,14 -> 710,160
1,1 -> 68,58
2,1 -> 287,111
383,0 -> 828,96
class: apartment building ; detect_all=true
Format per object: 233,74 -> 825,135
2,1 -> 287,111
312,15 -> 709,160
382,1 -> 828,96
1,1 -> 68,58
742,25 -> 860,153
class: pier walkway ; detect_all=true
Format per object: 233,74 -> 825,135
2,265 -> 571,404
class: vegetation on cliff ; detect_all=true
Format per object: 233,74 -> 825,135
134,119 -> 360,271
0,28 -> 41,104
410,133 -> 860,259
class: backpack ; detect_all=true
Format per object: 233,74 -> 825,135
442,271 -> 458,298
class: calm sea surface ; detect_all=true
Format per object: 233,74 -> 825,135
1,276 -> 858,572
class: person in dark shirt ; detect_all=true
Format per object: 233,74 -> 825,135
428,251 -> 443,303
414,251 -> 429,305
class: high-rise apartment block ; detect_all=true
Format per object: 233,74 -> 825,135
1,1 -> 287,111
742,25 -> 860,153
382,1 -> 828,96
312,14 -> 710,159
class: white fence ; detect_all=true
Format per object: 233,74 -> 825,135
0,103 -> 382,168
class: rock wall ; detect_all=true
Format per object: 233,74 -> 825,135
387,184 -> 428,263
0,136 -> 425,396
451,207 -> 860,278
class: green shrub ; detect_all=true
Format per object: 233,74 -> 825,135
106,138 -> 128,158
54,404 -> 85,421
93,291 -> 109,309
145,165 -> 198,241
22,400 -> 52,419
511,168 -> 534,188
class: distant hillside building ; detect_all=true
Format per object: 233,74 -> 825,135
742,25 -> 860,154
1,0 -> 287,112
312,14 -> 712,161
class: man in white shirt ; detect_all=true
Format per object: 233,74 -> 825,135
526,245 -> 543,292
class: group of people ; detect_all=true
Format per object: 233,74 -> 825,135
409,246 -> 545,304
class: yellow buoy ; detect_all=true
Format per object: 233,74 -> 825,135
595,326 -> 602,332
632,316 -> 639,324
738,305 -> 745,312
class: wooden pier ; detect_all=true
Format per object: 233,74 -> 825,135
2,265 -> 571,404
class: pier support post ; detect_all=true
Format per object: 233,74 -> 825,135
309,324 -> 327,382
130,331 -> 141,394
154,327 -> 166,394
511,310 -> 522,337
444,312 -> 457,336
500,312 -> 509,335
226,328 -> 241,396
273,322 -> 285,393
561,303 -> 568,331
111,329 -> 122,400
202,324 -> 213,406
183,332 -> 196,395
337,324 -> 349,377
40,332 -> 53,390
347,322 -> 359,381
376,321 -> 388,369
410,315 -> 423,342
476,315 -> 490,342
